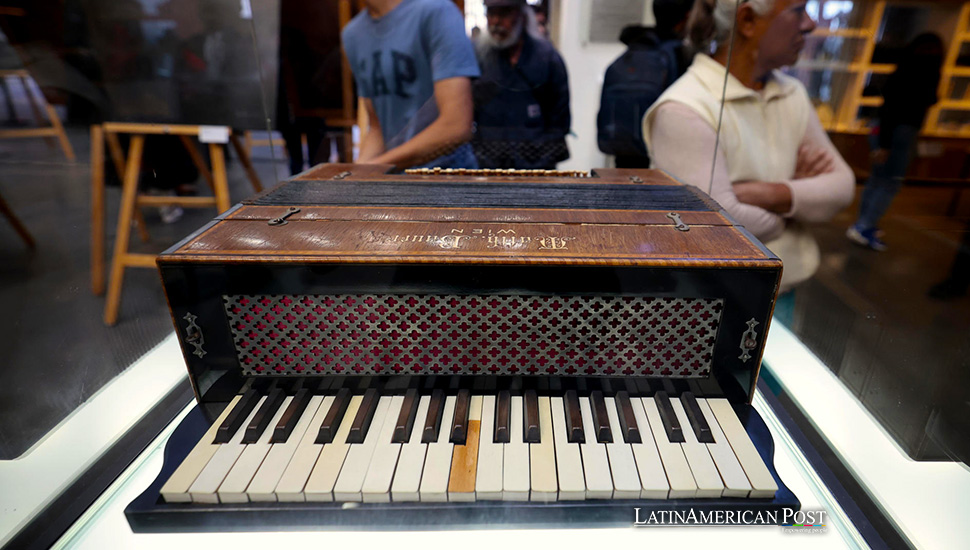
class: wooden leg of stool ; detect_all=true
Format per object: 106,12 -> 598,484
209,143 -> 231,212
105,131 -> 126,180
230,133 -> 263,192
0,189 -> 35,249
20,75 -> 55,149
104,134 -> 144,326
105,131 -> 150,242
342,131 -> 353,163
179,134 -> 215,192
45,104 -> 75,161
91,125 -> 105,294
244,131 -> 253,158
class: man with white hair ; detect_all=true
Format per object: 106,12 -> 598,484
472,0 -> 570,169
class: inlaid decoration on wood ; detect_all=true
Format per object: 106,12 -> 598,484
223,295 -> 724,378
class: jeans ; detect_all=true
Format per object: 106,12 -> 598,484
855,124 -> 920,231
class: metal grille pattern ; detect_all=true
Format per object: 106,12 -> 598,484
223,295 -> 724,378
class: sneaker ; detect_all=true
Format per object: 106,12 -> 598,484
159,205 -> 184,224
846,225 -> 887,251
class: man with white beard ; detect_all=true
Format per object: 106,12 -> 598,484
472,0 -> 570,169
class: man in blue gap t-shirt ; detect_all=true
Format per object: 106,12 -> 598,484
342,0 -> 481,169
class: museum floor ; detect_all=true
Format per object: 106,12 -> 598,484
1,125 -> 968,467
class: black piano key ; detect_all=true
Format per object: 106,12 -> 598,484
615,391 -> 641,444
347,387 -> 380,444
635,378 -> 654,397
696,377 -> 725,398
680,392 -> 715,443
422,389 -> 446,443
654,391 -> 685,443
243,387 -> 286,444
589,390 -> 613,443
315,387 -> 351,444
392,388 -> 421,443
271,387 -> 312,443
450,389 -> 471,444
494,390 -> 511,443
214,389 -> 261,444
564,390 -> 584,444
523,389 -> 540,443
671,379 -> 691,396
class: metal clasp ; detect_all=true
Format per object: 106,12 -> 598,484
332,171 -> 352,180
629,175 -> 644,183
738,318 -> 760,362
666,212 -> 689,231
268,207 -> 300,226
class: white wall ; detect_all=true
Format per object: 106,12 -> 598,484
557,0 -> 654,171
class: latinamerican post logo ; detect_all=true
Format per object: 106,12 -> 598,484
633,507 -> 827,533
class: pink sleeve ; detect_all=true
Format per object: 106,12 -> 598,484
781,109 -> 856,222
648,101 -> 785,242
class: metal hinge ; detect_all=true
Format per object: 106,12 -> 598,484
268,206 -> 300,226
738,318 -> 760,362
666,212 -> 689,231
183,312 -> 206,358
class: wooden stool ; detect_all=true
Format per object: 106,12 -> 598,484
91,123 -> 263,325
0,187 -> 35,249
0,70 -> 75,161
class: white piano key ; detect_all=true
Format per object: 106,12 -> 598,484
247,395 -> 326,502
550,397 -> 585,500
161,394 -> 242,503
671,398 -> 724,498
476,395 -> 504,500
390,395 -> 431,502
707,398 -> 778,498
629,396 -> 670,499
641,398 -> 697,498
579,397 -> 613,500
448,394 -> 483,502
419,395 -> 456,502
218,395 -> 293,503
188,396 -> 266,503
502,395 -> 530,501
302,395 -> 363,502
529,396 -> 557,502
271,395 -> 335,502
696,398 -> 752,498
603,397 -> 641,499
361,395 -> 406,502
332,396 -> 396,501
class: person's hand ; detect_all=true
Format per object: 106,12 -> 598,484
870,148 -> 890,165
794,144 -> 836,179
733,181 -> 793,214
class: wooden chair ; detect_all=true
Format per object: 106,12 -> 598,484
0,69 -> 75,161
91,123 -> 263,325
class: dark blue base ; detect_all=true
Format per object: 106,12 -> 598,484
125,402 -> 800,532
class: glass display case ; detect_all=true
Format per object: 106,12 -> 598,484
1,1 -> 968,549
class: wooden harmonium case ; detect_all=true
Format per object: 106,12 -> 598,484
126,164 -> 796,532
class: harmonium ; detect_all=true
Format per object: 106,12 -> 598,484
126,164 -> 799,531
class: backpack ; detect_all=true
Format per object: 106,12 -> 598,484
597,41 -> 679,157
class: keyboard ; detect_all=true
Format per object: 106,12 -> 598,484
127,377 -> 797,530
126,166 -> 798,530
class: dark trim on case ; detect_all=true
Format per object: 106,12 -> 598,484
2,379 -> 195,550
756,375 -> 913,550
